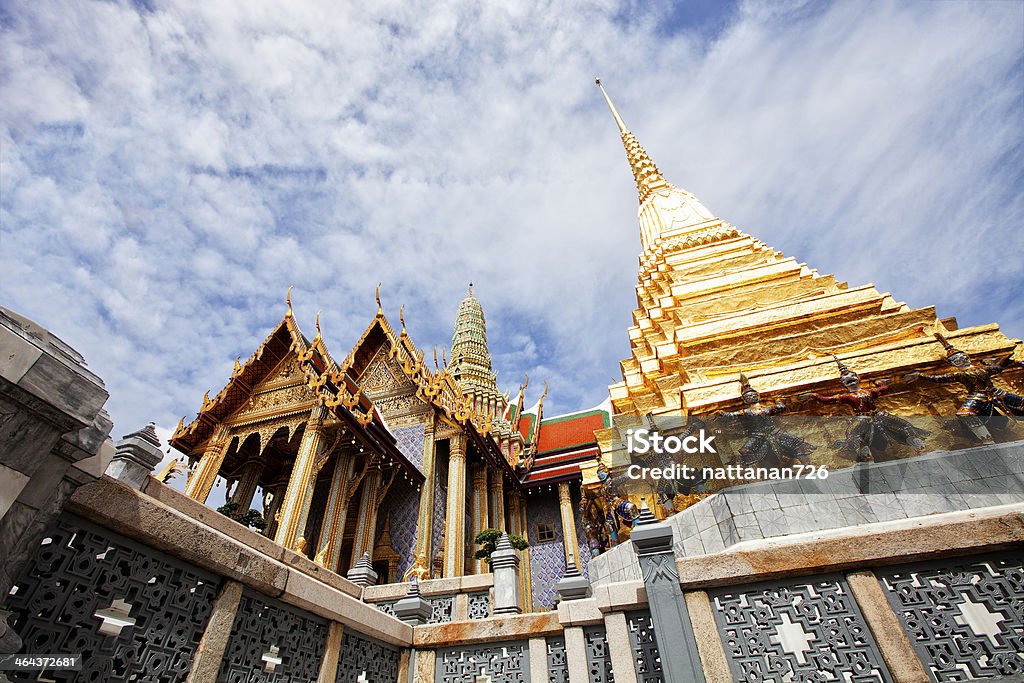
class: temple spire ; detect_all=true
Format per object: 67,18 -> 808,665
595,78 -> 627,133
448,285 -> 498,394
594,78 -> 672,205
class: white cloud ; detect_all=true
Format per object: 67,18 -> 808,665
1,0 -> 1020,445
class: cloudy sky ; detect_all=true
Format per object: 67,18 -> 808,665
2,0 -> 1022,457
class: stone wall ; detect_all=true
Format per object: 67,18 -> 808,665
588,440 -> 1024,586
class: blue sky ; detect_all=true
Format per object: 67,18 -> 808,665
2,0 -> 1022,461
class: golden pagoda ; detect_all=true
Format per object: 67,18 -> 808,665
587,78 -> 1023,498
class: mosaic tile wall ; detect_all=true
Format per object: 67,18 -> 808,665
431,454 -> 448,575
572,483 -> 591,576
391,422 -> 426,472
381,475 -> 419,579
526,490 -> 564,609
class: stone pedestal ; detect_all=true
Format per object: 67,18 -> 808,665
555,561 -> 591,601
105,423 -> 163,490
0,307 -> 114,655
491,533 -> 521,615
394,578 -> 432,625
346,552 -> 379,589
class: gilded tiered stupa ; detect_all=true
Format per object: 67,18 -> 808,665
589,78 -> 1022,477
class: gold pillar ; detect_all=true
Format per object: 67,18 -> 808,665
351,462 -> 382,565
410,418 -> 437,577
185,425 -> 231,504
228,459 -> 263,513
471,463 -> 489,574
274,404 -> 327,549
315,449 -> 355,570
490,472 -> 505,531
558,481 -> 580,570
508,489 -> 530,612
518,493 -> 534,611
443,433 -> 467,578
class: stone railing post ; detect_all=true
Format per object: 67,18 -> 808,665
555,560 -> 591,601
393,578 -> 432,626
346,552 -> 379,595
105,423 -> 163,490
491,533 -> 521,615
630,502 -> 705,682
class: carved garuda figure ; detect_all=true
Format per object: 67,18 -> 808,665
909,334 -> 1024,442
719,373 -> 816,468
799,356 -> 927,462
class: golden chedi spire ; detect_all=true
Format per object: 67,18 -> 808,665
595,79 -> 717,252
596,79 -> 1020,423
596,78 -> 670,204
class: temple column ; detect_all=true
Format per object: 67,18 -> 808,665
185,424 -> 231,504
351,461 -> 382,565
490,471 -> 505,531
228,459 -> 263,512
519,494 -> 534,612
472,463 -> 490,574
315,449 -> 355,570
443,433 -> 467,578
409,418 -> 437,578
558,481 -> 580,571
508,488 -> 530,612
274,404 -> 327,550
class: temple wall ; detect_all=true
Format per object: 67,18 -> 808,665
588,440 -> 1024,587
525,490 -> 564,609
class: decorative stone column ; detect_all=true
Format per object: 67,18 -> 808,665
630,502 -> 705,682
410,418 -> 437,577
394,578 -> 432,625
351,462 -> 382,565
315,450 -> 355,570
443,434 -> 467,578
185,424 -> 231,504
274,404 -> 328,549
558,481 -> 580,571
105,423 -> 163,490
228,459 -> 264,513
0,306 -> 114,657
471,463 -> 489,574
491,533 -> 521,615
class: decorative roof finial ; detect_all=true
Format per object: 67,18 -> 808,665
468,281 -> 474,297
285,285 -> 293,318
375,282 -> 382,315
595,77 -> 628,134
314,311 -> 322,341
399,305 -> 406,333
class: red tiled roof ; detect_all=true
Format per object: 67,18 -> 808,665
518,414 -> 535,441
523,462 -> 581,485
536,411 -> 606,453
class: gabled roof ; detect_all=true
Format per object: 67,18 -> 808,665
169,305 -> 424,483
536,408 -> 610,454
